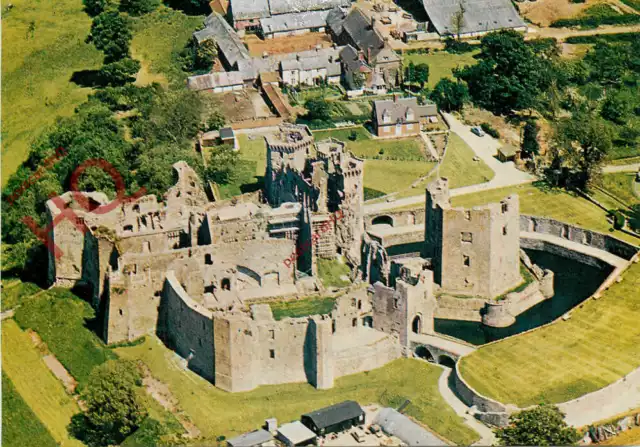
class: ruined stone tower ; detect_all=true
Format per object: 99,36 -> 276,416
424,178 -> 521,298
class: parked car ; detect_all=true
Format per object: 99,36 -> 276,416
352,430 -> 366,443
471,126 -> 486,137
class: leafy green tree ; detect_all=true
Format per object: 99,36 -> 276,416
89,11 -> 132,61
203,110 -> 226,132
205,144 -> 240,185
457,30 -> 553,115
496,405 -> 579,446
304,98 -> 332,121
99,58 -> 141,86
405,62 -> 429,88
70,360 -> 147,447
195,39 -> 218,70
135,144 -> 203,197
119,0 -> 160,16
83,0 -> 113,16
585,42 -> 629,86
521,120 -> 540,156
601,89 -> 634,124
429,78 -> 469,112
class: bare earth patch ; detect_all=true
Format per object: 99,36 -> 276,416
201,89 -> 274,122
461,106 -> 521,147
520,0 -> 607,26
244,33 -> 333,57
43,356 -> 77,394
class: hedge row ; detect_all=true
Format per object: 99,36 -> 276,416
551,14 -> 640,28
565,32 -> 640,44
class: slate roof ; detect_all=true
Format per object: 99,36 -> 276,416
261,10 -> 330,34
338,8 -> 399,65
375,408 -> 447,446
187,71 -> 244,90
239,47 -> 343,80
226,429 -> 273,447
301,400 -> 364,431
194,13 -> 250,68
230,0 -> 270,20
421,0 -> 526,35
373,97 -> 437,125
268,0 -> 351,16
220,127 -> 235,139
326,7 -> 347,35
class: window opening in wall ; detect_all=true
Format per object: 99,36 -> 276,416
205,254 -> 213,265
502,202 -> 509,213
464,211 -> 471,221
119,309 -> 123,316
461,232 -> 473,243
357,300 -> 362,310
463,255 -> 470,267
269,349 -> 275,359
352,318 -> 357,327
394,298 -> 400,309
502,226 -> 507,236
332,320 -> 336,333
221,278 -> 231,290
269,329 -> 275,340
124,225 -> 133,232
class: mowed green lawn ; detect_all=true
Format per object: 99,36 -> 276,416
459,261 -> 640,407
2,319 -> 83,446
270,296 -> 337,320
1,0 -> 103,184
116,337 -> 480,445
450,183 -> 639,245
403,50 -> 479,88
364,159 -> 436,196
601,172 -> 639,206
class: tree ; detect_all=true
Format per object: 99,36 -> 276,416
99,58 -> 141,86
404,63 -> 429,89
521,120 -> 540,156
119,0 -> 160,16
457,30 -> 554,115
551,113 -> 613,188
304,98 -> 332,121
89,11 -> 132,61
205,144 -> 240,185
135,144 -> 203,197
495,405 -> 579,446
83,0 -> 113,16
429,78 -> 469,112
601,89 -> 634,124
203,110 -> 226,132
69,360 -> 147,446
451,0 -> 466,40
195,39 -> 218,70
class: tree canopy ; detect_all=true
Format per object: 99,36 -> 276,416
89,11 -> 133,61
405,62 -> 429,88
495,405 -> 579,446
304,98 -> 332,122
429,78 -> 469,112
119,0 -> 160,16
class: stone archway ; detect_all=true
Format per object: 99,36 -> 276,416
371,215 -> 394,227
415,346 -> 435,362
438,355 -> 456,368
363,316 -> 373,328
412,315 -> 422,334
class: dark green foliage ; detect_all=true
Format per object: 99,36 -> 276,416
565,32 -> 640,44
480,123 -> 500,139
203,109 -> 226,132
521,120 -> 540,156
551,13 -> 640,28
429,78 -> 469,112
83,0 -> 113,17
89,11 -> 133,61
495,405 -> 579,446
404,62 -> 429,88
14,289 -> 117,389
205,144 -> 240,185
364,187 -> 385,200
457,30 -> 554,115
164,0 -> 210,14
99,58 -> 141,86
304,98 -> 332,121
349,130 -> 358,141
120,0 -> 160,16
601,89 -> 635,124
2,373 -> 58,447
93,84 -> 160,112
585,42 -> 633,85
178,37 -> 217,73
609,210 -> 626,229
444,37 -> 475,54
70,360 -> 147,447
136,144 -> 203,197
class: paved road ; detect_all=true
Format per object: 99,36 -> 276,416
364,115 -> 535,215
603,163 -> 640,173
436,366 -> 497,446
559,367 -> 640,427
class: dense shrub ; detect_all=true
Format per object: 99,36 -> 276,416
565,32 -> 640,44
609,210 -> 626,229
481,123 -> 500,139
444,37 -> 476,54
551,14 -> 640,28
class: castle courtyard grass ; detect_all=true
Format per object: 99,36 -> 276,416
116,337 -> 480,445
458,261 -> 640,407
1,320 -> 83,446
270,297 -> 337,320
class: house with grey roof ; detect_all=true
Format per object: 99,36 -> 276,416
194,13 -> 250,70
260,10 -> 330,39
340,45 -> 386,96
187,71 -> 244,92
372,96 -> 438,137
421,0 -> 526,38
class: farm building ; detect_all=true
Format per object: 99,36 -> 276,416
187,71 -> 244,92
260,10 -> 330,38
421,0 -> 526,38
193,13 -> 250,69
276,421 -> 317,447
226,429 -> 274,447
374,408 -> 447,446
301,400 -> 365,435
372,96 -> 438,137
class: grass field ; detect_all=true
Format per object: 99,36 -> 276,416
116,337 -> 480,445
269,297 -> 337,320
14,288 -> 117,389
449,183 -> 639,245
1,0 -> 103,184
364,159 -> 436,198
2,372 -> 57,447
601,172 -> 639,206
1,280 -> 42,310
317,258 -> 352,288
130,7 -> 203,86
459,261 -> 640,407
600,426 -> 640,445
403,51 -> 479,88
2,319 -> 83,446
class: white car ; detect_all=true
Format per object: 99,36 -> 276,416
471,126 -> 486,137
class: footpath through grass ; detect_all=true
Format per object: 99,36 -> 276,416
1,0 -> 103,184
116,337 -> 480,445
459,261 -> 640,407
1,319 -> 83,446
2,372 -> 57,447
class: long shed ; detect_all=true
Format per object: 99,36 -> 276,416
301,400 -> 365,435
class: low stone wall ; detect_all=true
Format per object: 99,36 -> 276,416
520,215 -> 638,260
582,411 -> 640,444
452,362 -> 509,415
521,238 -> 610,269
435,296 -> 485,322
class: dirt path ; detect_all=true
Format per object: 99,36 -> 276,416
26,329 -> 79,395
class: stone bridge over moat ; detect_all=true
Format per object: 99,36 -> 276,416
409,333 -> 476,367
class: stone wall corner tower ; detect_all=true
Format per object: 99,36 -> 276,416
424,178 -> 521,298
